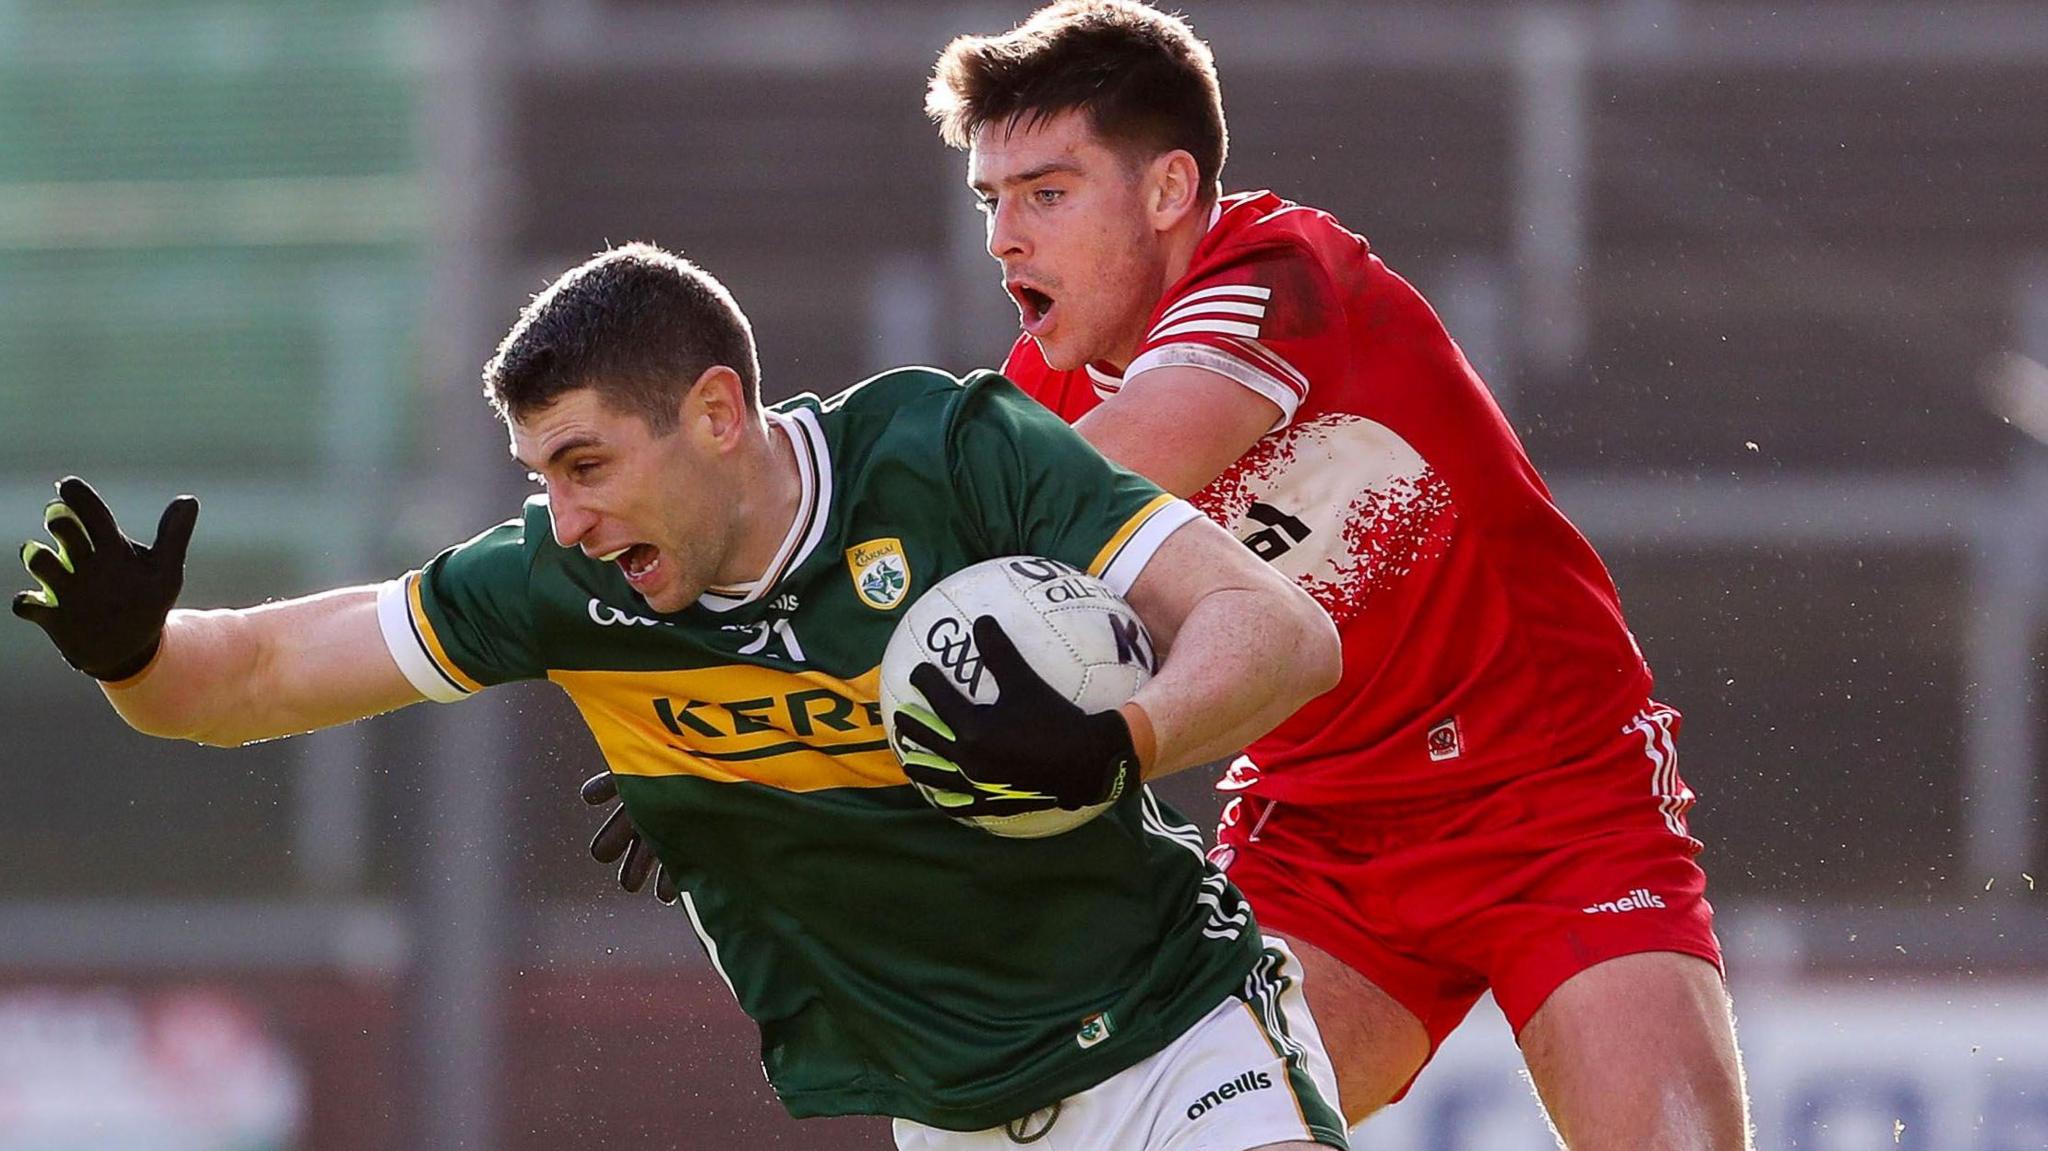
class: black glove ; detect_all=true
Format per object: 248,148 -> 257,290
582,772 -> 678,905
12,476 -> 199,682
895,615 -> 1140,813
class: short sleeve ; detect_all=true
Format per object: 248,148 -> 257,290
1122,242 -> 1347,434
946,373 -> 1199,595
377,509 -> 545,701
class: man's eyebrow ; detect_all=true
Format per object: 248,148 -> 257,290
970,160 -> 1086,195
514,434 -> 602,471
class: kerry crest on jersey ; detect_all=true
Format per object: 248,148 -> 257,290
845,536 -> 910,609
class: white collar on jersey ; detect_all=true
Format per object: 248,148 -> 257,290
695,406 -> 834,613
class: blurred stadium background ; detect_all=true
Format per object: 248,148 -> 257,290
2,1 -> 2045,1147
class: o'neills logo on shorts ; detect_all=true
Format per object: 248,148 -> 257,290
1185,1069 -> 1274,1121
1583,888 -> 1667,914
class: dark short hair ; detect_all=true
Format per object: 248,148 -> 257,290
483,242 -> 760,431
927,0 -> 1227,199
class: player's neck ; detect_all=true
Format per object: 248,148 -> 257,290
711,414 -> 803,589
1103,208 -> 1212,372
1157,199 -> 1210,297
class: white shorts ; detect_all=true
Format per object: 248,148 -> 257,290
894,938 -> 1347,1151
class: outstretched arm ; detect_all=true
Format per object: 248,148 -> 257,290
111,590 -> 421,746
14,477 -> 423,747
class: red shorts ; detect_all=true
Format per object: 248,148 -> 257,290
1210,702 -> 1721,1095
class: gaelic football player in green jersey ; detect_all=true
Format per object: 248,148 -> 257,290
14,242 -> 1348,1149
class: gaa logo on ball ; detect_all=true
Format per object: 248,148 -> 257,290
878,556 -> 1155,838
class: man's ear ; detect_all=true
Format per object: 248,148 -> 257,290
1147,149 -> 1203,232
683,365 -> 749,448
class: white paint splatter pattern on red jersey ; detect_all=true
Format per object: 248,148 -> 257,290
1191,412 -> 1456,625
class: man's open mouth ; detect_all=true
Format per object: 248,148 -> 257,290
1009,281 -> 1057,331
599,543 -> 663,588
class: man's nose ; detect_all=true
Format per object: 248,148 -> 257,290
987,199 -> 1028,262
548,493 -> 595,549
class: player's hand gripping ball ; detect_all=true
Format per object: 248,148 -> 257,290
880,556 -> 1158,839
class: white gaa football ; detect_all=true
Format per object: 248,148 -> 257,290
880,555 -> 1157,838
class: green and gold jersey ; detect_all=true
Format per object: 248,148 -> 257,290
374,369 -> 1261,1130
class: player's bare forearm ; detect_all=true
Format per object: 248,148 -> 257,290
1124,518 -> 1340,777
105,588 -> 423,747
1131,583 -> 1338,776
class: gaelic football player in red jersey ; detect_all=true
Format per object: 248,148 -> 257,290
922,2 -> 1751,1147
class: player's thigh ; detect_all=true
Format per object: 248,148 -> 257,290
1517,951 -> 1750,1151
1268,928 -> 1430,1123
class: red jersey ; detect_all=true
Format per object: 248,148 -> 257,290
1003,190 -> 1656,803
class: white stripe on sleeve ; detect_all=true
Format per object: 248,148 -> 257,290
1156,298 -> 1266,324
376,576 -> 469,703
1098,499 -> 1202,595
1170,283 -> 1273,307
1148,317 -> 1263,342
1151,299 -> 1267,338
1124,342 -> 1304,432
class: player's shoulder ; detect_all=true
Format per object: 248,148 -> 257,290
796,365 -> 964,436
482,495 -> 648,619
1144,190 -> 1377,344
490,494 -> 623,585
1211,190 -> 1363,254
793,365 -> 1033,465
517,492 -> 551,538
1179,190 -> 1367,290
497,493 -> 587,581
444,495 -> 551,562
801,365 -> 963,415
426,494 -> 559,598
807,364 -> 1029,421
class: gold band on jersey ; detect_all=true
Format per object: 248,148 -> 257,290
407,573 -> 485,695
551,663 -> 905,792
1089,493 -> 1180,581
